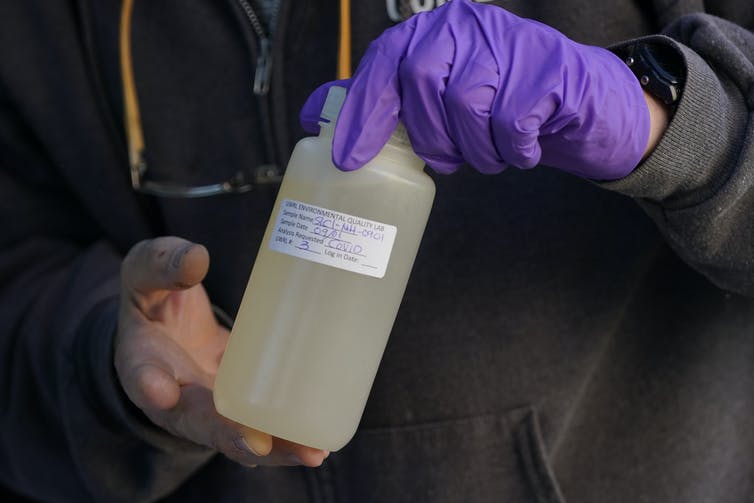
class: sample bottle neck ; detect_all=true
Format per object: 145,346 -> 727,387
318,122 -> 425,171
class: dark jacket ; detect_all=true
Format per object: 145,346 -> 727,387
1,0 -> 753,501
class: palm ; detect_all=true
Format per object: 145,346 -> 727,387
138,284 -> 229,383
116,237 -> 329,468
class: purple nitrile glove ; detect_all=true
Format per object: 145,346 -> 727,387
300,0 -> 650,180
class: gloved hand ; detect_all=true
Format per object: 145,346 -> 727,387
116,237 -> 329,467
301,0 -> 650,180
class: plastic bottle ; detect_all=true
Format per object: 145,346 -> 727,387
213,86 -> 436,451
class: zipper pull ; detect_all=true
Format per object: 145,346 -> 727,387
254,37 -> 272,95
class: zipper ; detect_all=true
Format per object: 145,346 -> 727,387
230,0 -> 284,183
235,0 -> 279,95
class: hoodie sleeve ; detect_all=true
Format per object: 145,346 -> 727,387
0,237 -> 214,502
602,14 -> 754,296
0,5 -> 215,502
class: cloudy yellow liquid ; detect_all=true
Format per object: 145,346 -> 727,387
214,126 -> 435,451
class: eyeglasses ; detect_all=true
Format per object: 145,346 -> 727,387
118,0 -> 281,197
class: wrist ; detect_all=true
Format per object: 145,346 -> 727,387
613,40 -> 685,164
642,89 -> 671,160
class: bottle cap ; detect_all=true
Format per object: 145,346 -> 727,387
320,86 -> 347,124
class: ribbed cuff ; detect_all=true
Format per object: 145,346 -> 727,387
602,35 -> 744,208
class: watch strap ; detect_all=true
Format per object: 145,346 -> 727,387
619,42 -> 685,107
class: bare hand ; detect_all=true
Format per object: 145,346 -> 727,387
115,236 -> 329,467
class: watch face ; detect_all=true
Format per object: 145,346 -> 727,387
641,44 -> 684,86
624,42 -> 684,105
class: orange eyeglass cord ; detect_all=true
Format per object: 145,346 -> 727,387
338,0 -> 352,79
120,0 -> 352,173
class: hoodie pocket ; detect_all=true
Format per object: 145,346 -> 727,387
325,406 -> 564,503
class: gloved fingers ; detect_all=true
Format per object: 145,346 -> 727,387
334,0 -> 519,174
490,109 -> 545,170
540,45 -> 651,178
396,20 -> 464,174
489,54 -> 558,170
299,79 -> 351,134
331,18 -> 419,171
422,0 -> 533,173
121,237 -> 209,299
485,28 -> 560,170
444,58 -> 507,174
332,54 -> 400,171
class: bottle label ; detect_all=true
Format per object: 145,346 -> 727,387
269,199 -> 397,279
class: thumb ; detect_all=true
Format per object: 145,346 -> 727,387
123,362 -> 182,411
121,237 -> 209,300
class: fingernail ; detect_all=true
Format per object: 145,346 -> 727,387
287,453 -> 305,465
243,432 -> 271,457
170,243 -> 195,269
232,437 -> 254,455
233,437 -> 264,457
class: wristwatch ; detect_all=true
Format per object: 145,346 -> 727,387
619,41 -> 685,108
